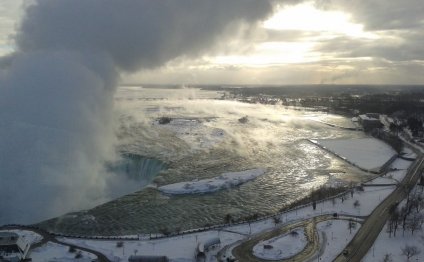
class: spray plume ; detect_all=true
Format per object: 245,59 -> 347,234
0,0 -> 273,224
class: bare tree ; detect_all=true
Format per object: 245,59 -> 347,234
387,204 -> 400,237
273,215 -> 281,226
348,219 -> 356,234
382,253 -> 393,262
401,245 -> 421,261
353,200 -> 360,208
407,213 -> 423,235
409,191 -> 422,213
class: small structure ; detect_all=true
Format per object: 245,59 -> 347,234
0,232 -> 30,262
358,113 -> 382,131
203,237 -> 221,251
128,255 -> 169,262
196,237 -> 221,261
196,243 -> 206,261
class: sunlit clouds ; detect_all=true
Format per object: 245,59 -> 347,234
263,2 -> 377,39
1,0 -> 424,84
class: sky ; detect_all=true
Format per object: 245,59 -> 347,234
1,0 -> 424,85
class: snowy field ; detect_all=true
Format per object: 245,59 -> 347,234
158,168 -> 265,195
316,219 -> 361,261
30,242 -> 97,262
363,185 -> 424,262
312,138 -> 397,172
253,228 -> 307,260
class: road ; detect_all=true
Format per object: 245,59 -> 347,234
230,215 -> 360,262
228,153 -> 423,262
0,225 -> 111,262
333,154 -> 424,262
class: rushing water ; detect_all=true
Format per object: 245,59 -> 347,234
110,153 -> 167,183
38,87 -> 371,235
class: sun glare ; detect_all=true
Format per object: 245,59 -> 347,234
264,2 -> 376,39
208,2 -> 378,67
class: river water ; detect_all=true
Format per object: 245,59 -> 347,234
38,87 -> 370,235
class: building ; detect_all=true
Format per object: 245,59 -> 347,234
0,232 -> 30,262
358,113 -> 383,131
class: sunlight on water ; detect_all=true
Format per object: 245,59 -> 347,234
38,87 -> 370,235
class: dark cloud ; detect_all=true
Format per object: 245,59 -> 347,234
315,31 -> 424,62
0,0 -> 275,224
17,0 -> 273,71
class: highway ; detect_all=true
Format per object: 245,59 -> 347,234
333,153 -> 424,262
227,152 -> 423,262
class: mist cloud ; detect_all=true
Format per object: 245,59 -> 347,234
0,0 -> 274,224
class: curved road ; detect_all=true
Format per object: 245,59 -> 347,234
230,215 -> 359,262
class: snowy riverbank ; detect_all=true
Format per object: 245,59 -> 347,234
310,138 -> 397,173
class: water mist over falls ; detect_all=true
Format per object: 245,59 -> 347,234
0,0 -> 274,224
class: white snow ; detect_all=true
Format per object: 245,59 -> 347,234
316,219 -> 361,261
362,184 -> 424,262
60,184 -> 395,262
1,229 -> 43,245
158,168 -> 265,195
55,156 -> 413,262
401,147 -> 417,159
61,231 -> 245,262
312,138 -> 397,172
252,228 -> 307,260
29,241 -> 97,262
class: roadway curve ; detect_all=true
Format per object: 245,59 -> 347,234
230,215 -> 358,262
333,153 -> 424,262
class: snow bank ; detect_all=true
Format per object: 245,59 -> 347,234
158,168 -> 265,195
312,138 -> 397,172
253,228 -> 307,260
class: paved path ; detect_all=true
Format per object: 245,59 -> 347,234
0,225 -> 111,262
333,154 -> 424,262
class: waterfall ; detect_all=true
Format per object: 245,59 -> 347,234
110,153 -> 167,184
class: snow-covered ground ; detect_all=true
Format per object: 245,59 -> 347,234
60,181 -> 397,261
252,228 -> 307,260
316,220 -> 361,261
30,242 -> 97,262
50,153 -> 414,262
363,185 -> 424,262
312,138 -> 397,172
401,147 -> 417,159
363,232 -> 424,262
2,229 -> 43,245
158,168 -> 265,195
61,231 -> 245,262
